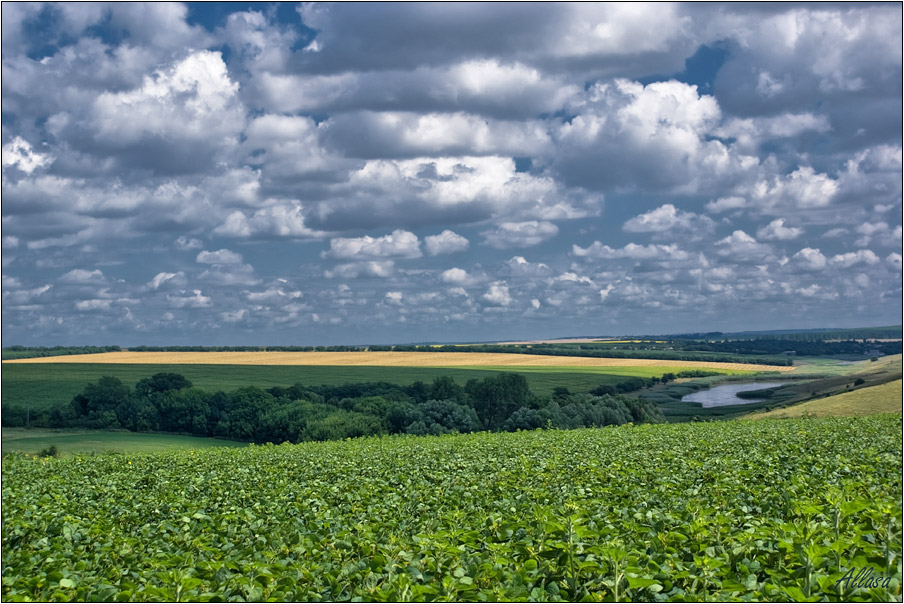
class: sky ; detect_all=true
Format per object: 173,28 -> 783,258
1,2 -> 902,347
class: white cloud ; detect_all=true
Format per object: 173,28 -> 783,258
706,196 -> 748,213
715,230 -> 774,261
886,253 -> 902,272
75,299 -> 112,311
482,282 -> 513,306
167,290 -> 212,308
440,267 -> 483,287
424,230 -> 470,256
623,204 -> 714,234
197,249 -> 244,265
245,288 -> 303,304
2,137 -> 52,174
323,229 -> 422,260
324,261 -> 395,279
831,250 -> 880,268
572,241 -> 688,261
91,50 -> 243,154
214,205 -> 325,240
148,271 -> 185,290
757,219 -> 803,241
791,248 -> 828,271
482,220 -> 559,249
2,236 -> 20,249
60,268 -> 105,284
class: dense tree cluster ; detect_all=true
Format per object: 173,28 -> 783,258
13,373 -> 665,442
1,346 -> 121,360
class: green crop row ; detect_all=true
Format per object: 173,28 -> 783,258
2,415 -> 901,601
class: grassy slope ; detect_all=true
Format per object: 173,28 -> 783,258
744,379 -> 903,419
1,428 -> 246,456
0,363 -> 676,413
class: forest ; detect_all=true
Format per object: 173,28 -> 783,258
11,372 -> 668,443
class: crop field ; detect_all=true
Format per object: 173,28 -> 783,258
3,350 -> 792,372
0,354 -> 761,415
1,429 -> 246,457
2,415 -> 900,602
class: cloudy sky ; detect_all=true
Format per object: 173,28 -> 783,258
1,2 -> 902,346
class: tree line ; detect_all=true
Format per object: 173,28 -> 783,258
1,346 -> 121,360
369,344 -> 794,366
4,373 -> 673,442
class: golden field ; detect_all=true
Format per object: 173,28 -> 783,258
3,350 -> 797,372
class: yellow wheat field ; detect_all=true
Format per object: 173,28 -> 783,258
3,351 -> 797,372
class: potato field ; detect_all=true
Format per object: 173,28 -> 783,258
2,415 -> 901,602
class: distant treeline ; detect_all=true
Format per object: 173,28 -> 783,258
677,339 -> 901,357
667,326 -> 902,341
2,372 -> 676,442
370,344 -> 794,366
129,345 -> 365,352
1,346 -> 121,360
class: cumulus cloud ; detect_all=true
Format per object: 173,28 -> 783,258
623,204 -> 714,235
791,248 -> 828,271
440,268 -> 480,286
757,219 -> 803,241
167,290 -> 212,309
424,230 -> 470,256
59,268 -> 105,284
324,261 -> 395,279
831,250 -> 880,268
482,282 -> 513,306
482,221 -> 559,249
323,229 -> 422,260
715,230 -> 774,261
573,241 -> 688,261
197,249 -> 243,265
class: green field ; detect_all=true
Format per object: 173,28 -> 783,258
2,415 -> 901,601
0,362 -> 731,415
1,428 -> 246,456
746,380 -> 903,420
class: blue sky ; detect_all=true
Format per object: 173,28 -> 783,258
1,2 -> 901,346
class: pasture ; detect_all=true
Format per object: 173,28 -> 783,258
2,415 -> 900,601
745,379 -> 903,420
1,428 -> 245,456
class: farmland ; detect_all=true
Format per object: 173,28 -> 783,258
0,352 -> 764,417
3,415 -> 901,601
2,350 -> 789,371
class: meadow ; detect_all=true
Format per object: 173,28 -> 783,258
1,428 -> 246,456
2,415 -> 900,602
745,380 -> 903,420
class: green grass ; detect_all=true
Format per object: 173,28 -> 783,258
746,380 -> 903,420
0,362 -> 720,414
2,415 -> 900,601
1,428 -> 246,456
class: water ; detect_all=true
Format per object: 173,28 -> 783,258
681,381 -> 787,408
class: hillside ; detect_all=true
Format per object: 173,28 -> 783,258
745,379 -> 902,419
